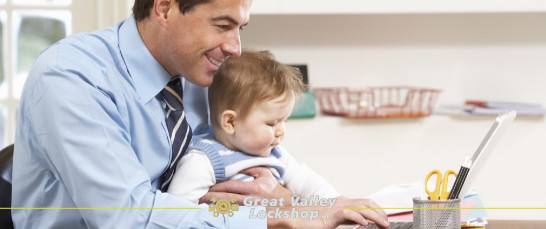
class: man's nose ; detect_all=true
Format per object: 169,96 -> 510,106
222,30 -> 242,57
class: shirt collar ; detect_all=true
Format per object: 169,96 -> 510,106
118,16 -> 171,103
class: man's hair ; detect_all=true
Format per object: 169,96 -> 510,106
133,0 -> 213,21
208,50 -> 305,129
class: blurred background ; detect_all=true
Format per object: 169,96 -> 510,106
1,0 -> 545,220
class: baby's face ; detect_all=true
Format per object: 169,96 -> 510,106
231,94 -> 296,157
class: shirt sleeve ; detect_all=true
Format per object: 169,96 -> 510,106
278,146 -> 340,199
168,150 -> 216,204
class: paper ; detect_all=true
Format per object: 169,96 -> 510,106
435,104 -> 545,117
367,182 -> 488,224
367,182 -> 424,215
465,100 -> 543,110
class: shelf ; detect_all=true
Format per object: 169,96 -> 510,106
250,0 -> 546,15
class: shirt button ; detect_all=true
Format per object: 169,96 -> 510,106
162,102 -> 167,109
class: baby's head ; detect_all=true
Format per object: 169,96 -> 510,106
208,50 -> 304,157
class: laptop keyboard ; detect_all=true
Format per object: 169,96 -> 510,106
362,222 -> 413,229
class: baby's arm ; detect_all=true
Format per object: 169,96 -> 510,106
167,150 -> 216,204
279,146 -> 340,198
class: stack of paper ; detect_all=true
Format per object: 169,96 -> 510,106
464,100 -> 545,116
367,182 -> 488,226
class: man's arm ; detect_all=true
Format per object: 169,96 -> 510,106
14,60 -> 263,228
201,167 -> 388,228
267,196 -> 389,228
201,167 -> 293,204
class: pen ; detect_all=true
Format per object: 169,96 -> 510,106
448,156 -> 472,199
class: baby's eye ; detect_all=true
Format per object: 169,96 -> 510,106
266,121 -> 277,127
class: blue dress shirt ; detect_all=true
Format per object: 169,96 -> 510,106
12,16 -> 265,228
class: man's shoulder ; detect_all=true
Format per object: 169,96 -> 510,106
53,28 -> 119,67
23,23 -> 132,102
29,23 -> 128,86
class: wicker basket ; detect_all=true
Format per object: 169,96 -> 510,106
314,86 -> 440,118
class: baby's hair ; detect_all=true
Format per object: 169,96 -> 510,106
208,50 -> 305,129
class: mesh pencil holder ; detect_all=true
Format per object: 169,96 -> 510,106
413,197 -> 461,229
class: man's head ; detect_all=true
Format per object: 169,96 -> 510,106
133,0 -> 212,21
208,50 -> 304,156
134,0 -> 251,87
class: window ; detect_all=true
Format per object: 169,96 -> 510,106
1,11 -> 6,99
0,0 -> 101,149
13,10 -> 71,99
12,0 -> 71,5
0,106 -> 5,147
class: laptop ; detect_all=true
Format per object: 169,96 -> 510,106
357,110 -> 517,229
458,110 -> 516,197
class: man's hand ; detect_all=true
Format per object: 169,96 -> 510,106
268,196 -> 390,229
200,167 -> 292,204
324,196 -> 389,228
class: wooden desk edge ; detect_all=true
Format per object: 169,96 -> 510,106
486,220 -> 546,229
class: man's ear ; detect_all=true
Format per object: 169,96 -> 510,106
153,0 -> 172,26
220,110 -> 237,135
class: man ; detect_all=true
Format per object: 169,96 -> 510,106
13,0 -> 389,228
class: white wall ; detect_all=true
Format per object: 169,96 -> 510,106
242,13 -> 546,220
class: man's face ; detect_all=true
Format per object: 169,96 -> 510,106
161,0 -> 251,87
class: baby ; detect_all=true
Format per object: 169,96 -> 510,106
168,50 -> 339,204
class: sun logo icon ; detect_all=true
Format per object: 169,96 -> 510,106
209,198 -> 239,217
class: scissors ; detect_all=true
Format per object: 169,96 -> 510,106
424,169 -> 457,200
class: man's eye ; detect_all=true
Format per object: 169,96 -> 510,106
217,24 -> 230,30
266,122 -> 276,127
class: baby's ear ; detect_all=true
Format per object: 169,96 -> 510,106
220,110 -> 237,134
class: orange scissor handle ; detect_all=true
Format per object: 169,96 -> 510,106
425,170 -> 442,200
425,169 -> 457,200
440,170 -> 457,200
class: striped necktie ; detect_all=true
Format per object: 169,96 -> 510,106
158,78 -> 192,191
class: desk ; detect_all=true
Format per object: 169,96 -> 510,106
338,220 -> 546,228
487,220 -> 546,229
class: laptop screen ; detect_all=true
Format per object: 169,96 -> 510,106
458,110 -> 516,197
